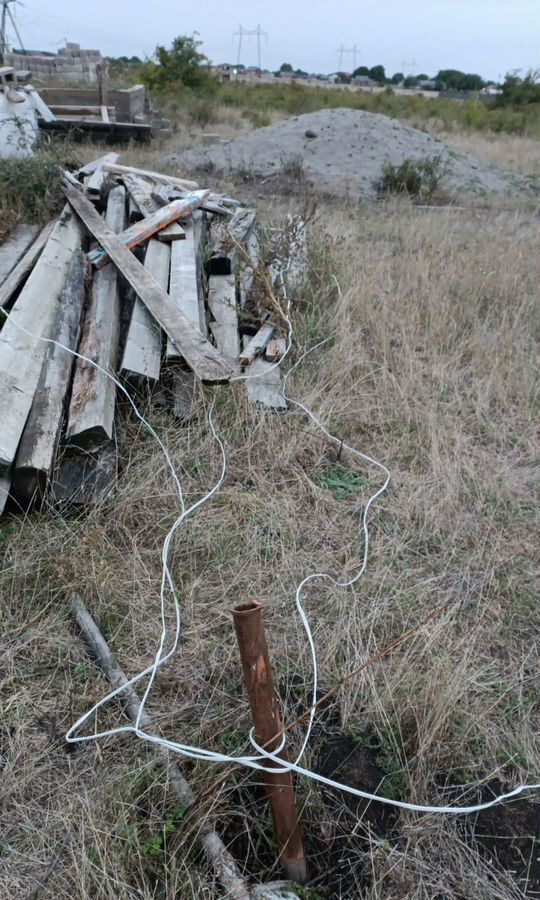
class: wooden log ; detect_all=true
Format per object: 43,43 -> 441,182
70,595 -> 252,900
208,274 -> 240,366
66,186 -> 126,452
103,162 -> 198,191
0,206 -> 83,472
0,224 -> 39,284
121,239 -> 169,381
0,221 -> 56,311
87,193 -> 207,269
64,187 -> 232,383
208,208 -> 256,276
239,323 -> 274,366
13,251 -> 88,504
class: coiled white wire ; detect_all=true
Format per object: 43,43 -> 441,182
2,246 -> 539,817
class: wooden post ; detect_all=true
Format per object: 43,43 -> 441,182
231,600 -> 307,884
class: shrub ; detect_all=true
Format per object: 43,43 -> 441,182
378,156 -> 443,202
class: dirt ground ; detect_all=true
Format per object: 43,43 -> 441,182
1,115 -> 539,900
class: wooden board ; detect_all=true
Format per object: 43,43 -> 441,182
265,337 -> 287,363
77,152 -> 120,179
0,221 -> 55,310
244,354 -> 287,410
103,162 -> 198,191
123,173 -> 185,240
38,119 -> 151,143
240,323 -> 274,366
0,473 -> 11,516
64,187 -> 232,383
208,208 -> 256,276
51,443 -> 117,509
88,193 -> 207,268
13,251 -> 88,503
66,186 -> 125,451
0,206 -> 83,472
121,239 -> 169,381
208,274 -> 240,366
168,221 -> 201,355
24,85 -> 56,122
0,224 -> 39,284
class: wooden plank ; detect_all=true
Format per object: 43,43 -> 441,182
121,239 -> 169,381
51,443 -> 117,509
23,85 -> 56,122
0,206 -> 83,472
286,214 -> 307,290
168,222 -> 201,355
77,152 -> 120,179
66,186 -> 126,451
38,120 -> 152,143
244,349 -> 287,411
208,274 -> 240,366
86,163 -> 109,203
239,229 -> 260,311
101,105 -> 110,124
239,323 -> 274,366
265,337 -> 287,363
49,104 -> 115,117
104,162 -> 198,191
0,221 -> 55,309
13,251 -> 88,504
0,224 -> 39,284
64,187 -> 232,383
208,207 -> 256,275
0,472 -> 11,516
87,192 -> 207,269
123,173 -> 185,239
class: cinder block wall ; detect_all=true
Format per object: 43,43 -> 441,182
4,43 -> 103,84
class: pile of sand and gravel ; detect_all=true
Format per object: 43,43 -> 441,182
170,108 -> 536,200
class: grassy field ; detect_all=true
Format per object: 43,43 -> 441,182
1,113 -> 539,899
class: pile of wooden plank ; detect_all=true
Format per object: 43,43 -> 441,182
0,153 -> 303,516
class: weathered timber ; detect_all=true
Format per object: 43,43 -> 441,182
121,239 -> 169,381
13,251 -> 88,503
123,173 -> 184,240
0,224 -> 39,283
51,443 -> 117,508
208,207 -> 256,275
66,186 -> 126,451
103,162 -> 198,191
38,119 -> 152,143
71,594 -> 252,900
77,152 -> 120,179
0,472 -> 11,516
239,229 -> 260,311
0,206 -> 84,472
240,323 -> 274,366
87,193 -> 207,269
86,163 -> 110,203
64,187 -> 232,383
243,338 -> 287,410
0,221 -> 55,309
265,337 -> 287,363
167,218 -> 204,417
49,104 -> 115,118
24,84 -> 55,122
208,274 -> 240,366
285,215 -> 307,290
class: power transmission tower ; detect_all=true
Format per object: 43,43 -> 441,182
233,24 -> 268,69
0,0 -> 24,56
400,58 -> 417,76
335,44 -> 360,73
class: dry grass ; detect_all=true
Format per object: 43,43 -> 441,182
1,134 -> 539,899
432,128 -> 540,177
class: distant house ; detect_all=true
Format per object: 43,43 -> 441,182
417,79 -> 437,91
482,83 -> 502,95
244,66 -> 262,78
352,75 -> 375,86
213,63 -> 237,81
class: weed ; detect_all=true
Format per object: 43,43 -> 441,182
314,463 -> 366,500
378,155 -> 444,201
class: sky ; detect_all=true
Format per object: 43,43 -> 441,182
6,0 -> 540,82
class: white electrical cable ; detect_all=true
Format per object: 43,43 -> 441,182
2,241 -> 539,818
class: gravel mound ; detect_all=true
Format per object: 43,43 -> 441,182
170,108 -> 535,200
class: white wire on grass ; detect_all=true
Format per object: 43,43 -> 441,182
2,251 -> 539,817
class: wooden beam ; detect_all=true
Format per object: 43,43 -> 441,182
123,173 -> 185,240
101,105 -> 110,124
0,224 -> 39,284
208,208 -> 256,275
103,162 -> 198,192
121,239 -> 169,381
208,274 -> 240,366
0,472 -> 11,516
0,206 -> 83,472
77,152 -> 120,179
244,355 -> 287,410
239,323 -> 274,366
51,443 -> 117,509
66,186 -> 126,451
13,251 -> 88,504
0,221 -> 55,309
23,85 -> 56,122
87,192 -> 207,269
64,187 -> 232,383
265,337 -> 287,363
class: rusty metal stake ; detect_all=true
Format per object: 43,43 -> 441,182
231,600 -> 307,884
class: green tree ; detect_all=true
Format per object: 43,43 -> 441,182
390,72 -> 404,84
352,65 -> 370,78
369,64 -> 386,84
435,69 -> 485,91
141,34 -> 214,92
495,70 -> 540,106
279,63 -> 293,72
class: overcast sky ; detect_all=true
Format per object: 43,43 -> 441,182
9,0 -> 540,81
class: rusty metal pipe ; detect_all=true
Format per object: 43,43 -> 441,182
231,600 -> 307,884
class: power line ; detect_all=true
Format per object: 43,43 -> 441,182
400,58 -> 417,76
1,0 -> 24,55
233,23 -> 267,69
335,44 -> 360,73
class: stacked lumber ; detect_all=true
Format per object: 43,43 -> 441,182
0,155 -> 303,515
